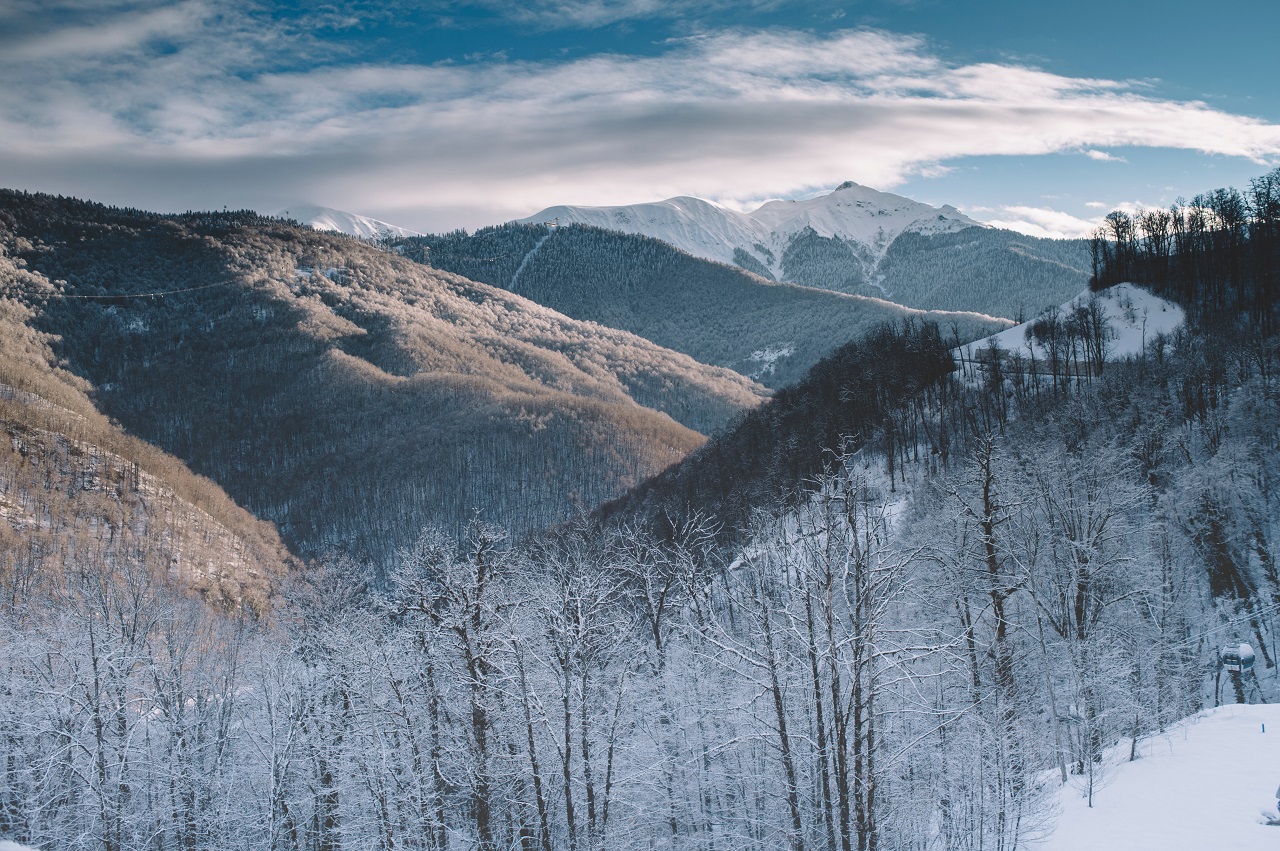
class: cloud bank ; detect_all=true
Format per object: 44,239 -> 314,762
1,4 -> 1278,230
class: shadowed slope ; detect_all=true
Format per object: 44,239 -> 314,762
1,191 -> 766,565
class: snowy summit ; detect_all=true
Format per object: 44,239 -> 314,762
274,204 -> 422,240
519,181 -> 979,279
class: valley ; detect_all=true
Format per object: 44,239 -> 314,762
4,1 -> 1280,848
1,168 -> 1278,851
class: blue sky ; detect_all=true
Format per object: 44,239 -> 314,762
1,0 -> 1277,237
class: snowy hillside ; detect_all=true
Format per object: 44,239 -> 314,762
955,282 -> 1185,366
749,180 -> 979,255
520,181 -> 978,280
1035,705 -> 1280,851
273,203 -> 422,240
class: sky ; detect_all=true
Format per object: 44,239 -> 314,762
1,0 -> 1278,238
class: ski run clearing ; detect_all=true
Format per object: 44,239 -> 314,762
1034,704 -> 1280,851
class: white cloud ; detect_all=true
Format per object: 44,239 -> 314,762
2,19 -> 1279,229
456,0 -> 814,29
974,205 -> 1104,240
1,0 -> 208,62
1083,149 -> 1126,162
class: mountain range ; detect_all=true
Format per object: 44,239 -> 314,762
0,181 -> 1114,575
4,166 -> 1280,851
290,183 -> 1094,322
518,181 -> 1093,319
400,221 -> 1009,388
521,180 -> 978,280
0,191 -> 767,568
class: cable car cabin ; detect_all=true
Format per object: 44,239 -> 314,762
1220,643 -> 1256,673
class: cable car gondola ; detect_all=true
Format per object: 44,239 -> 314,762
1220,642 -> 1256,674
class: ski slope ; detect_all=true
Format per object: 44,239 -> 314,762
1035,704 -> 1280,851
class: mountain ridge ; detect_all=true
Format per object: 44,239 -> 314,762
276,203 -> 425,240
0,189 -> 767,565
403,221 -> 1010,389
519,180 -> 981,283
283,183 -> 1091,321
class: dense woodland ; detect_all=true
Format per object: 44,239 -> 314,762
394,224 -> 1004,389
0,192 -> 767,565
877,228 -> 1091,320
1,171 -> 1280,851
598,321 -> 959,544
1091,167 -> 1280,334
737,222 -> 1089,321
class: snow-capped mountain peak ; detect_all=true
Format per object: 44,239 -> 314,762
518,183 -> 979,281
748,181 -> 979,246
273,203 -> 423,240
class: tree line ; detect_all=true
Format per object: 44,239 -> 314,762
1091,166 -> 1280,332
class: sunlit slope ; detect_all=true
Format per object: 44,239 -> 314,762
1,191 -> 767,564
0,256 -> 291,610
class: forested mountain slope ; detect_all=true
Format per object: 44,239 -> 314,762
3,171 -> 1280,851
597,319 -> 959,539
395,222 -> 1008,388
0,190 -> 767,565
593,268 -> 1280,849
874,226 -> 1092,317
518,182 -> 1092,319
0,252 -> 291,610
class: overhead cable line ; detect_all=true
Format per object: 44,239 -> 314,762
1,280 -> 235,300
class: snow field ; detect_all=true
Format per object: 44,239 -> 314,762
955,282 -> 1185,369
1034,704 -> 1280,851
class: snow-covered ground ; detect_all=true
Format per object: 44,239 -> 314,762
1035,704 -> 1280,851
955,282 -> 1185,367
0,841 -> 39,851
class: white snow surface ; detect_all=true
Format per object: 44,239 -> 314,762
274,203 -> 423,240
519,181 -> 979,278
1034,704 -> 1280,851
0,841 -> 39,851
955,282 -> 1184,366
745,345 -> 795,379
